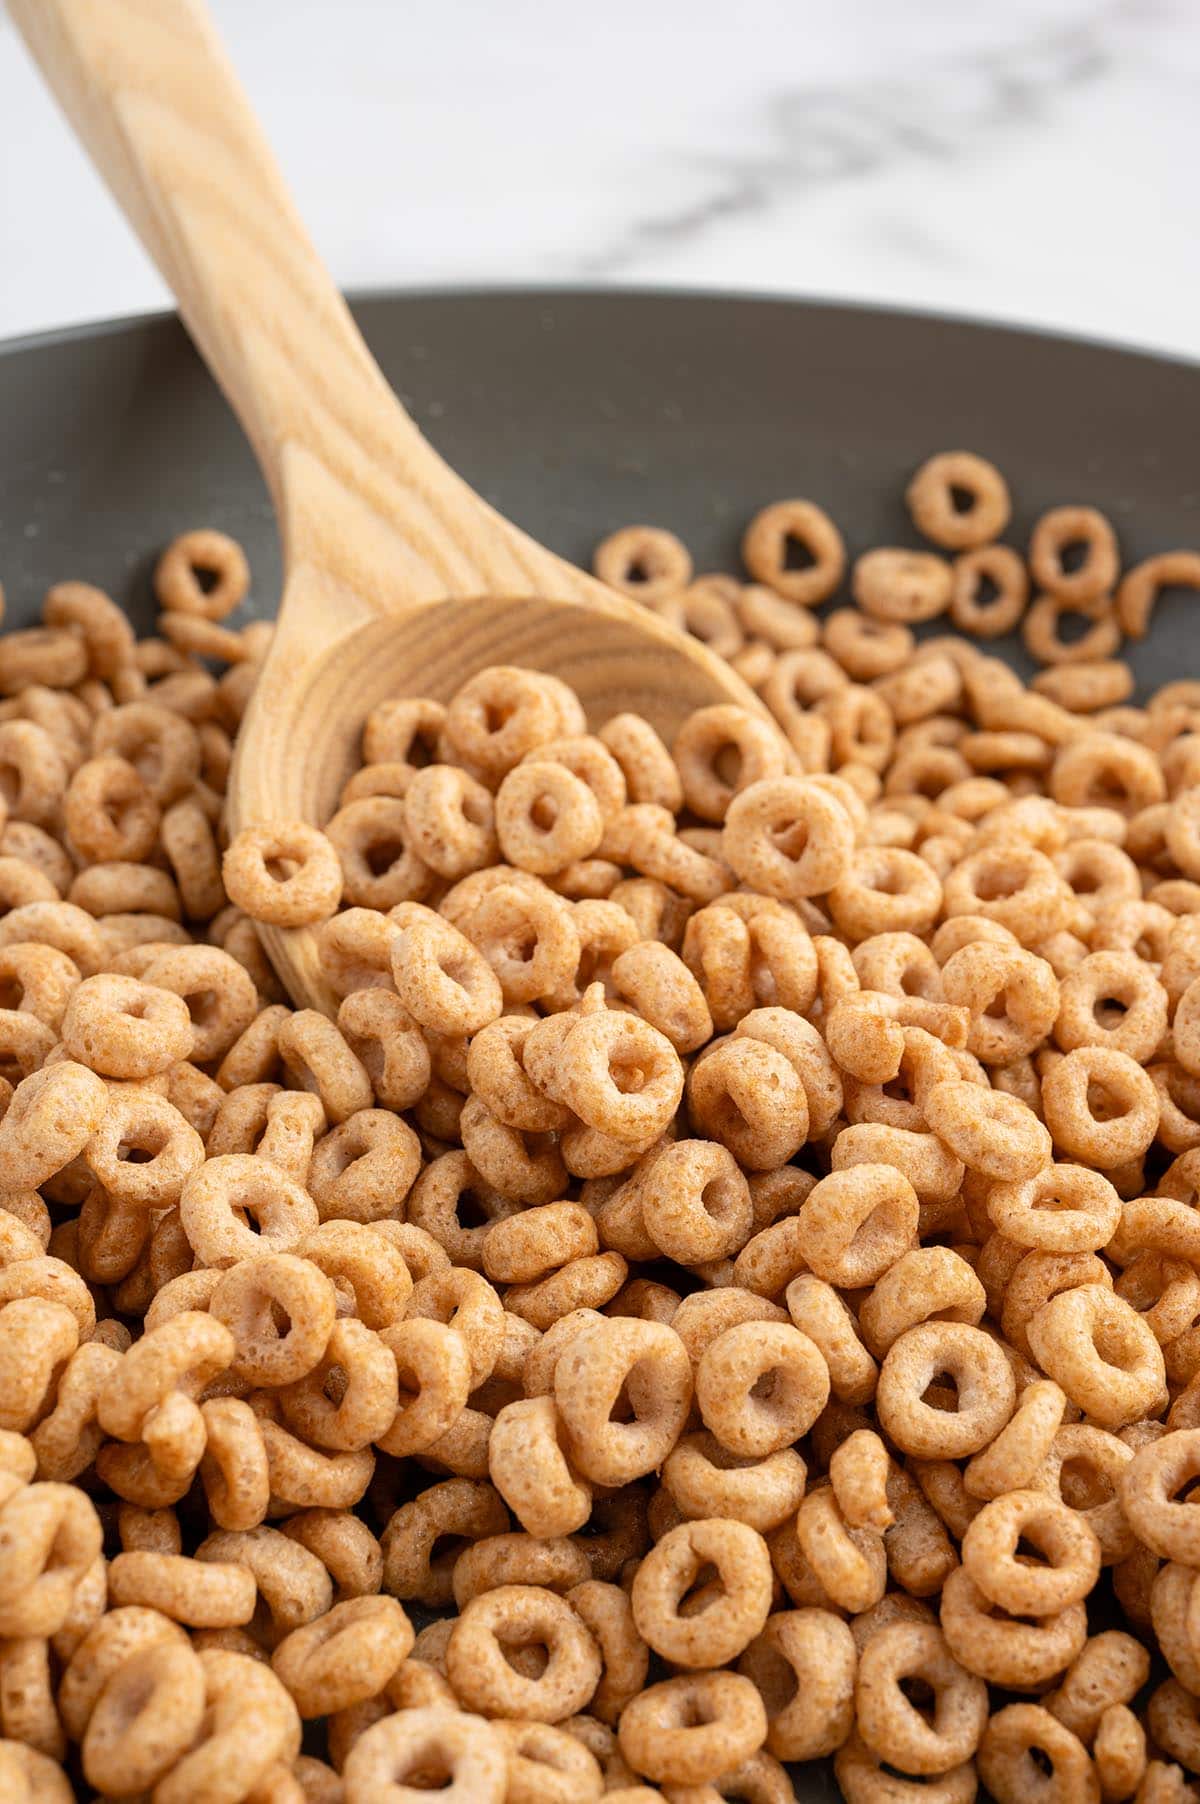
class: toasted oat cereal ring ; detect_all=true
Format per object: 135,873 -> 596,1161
362,695 -> 446,774
722,776 -> 855,900
829,1430 -> 893,1533
876,1321 -> 1016,1459
222,823 -> 342,927
1117,550 -> 1200,639
375,1317 -> 470,1460
672,706 -> 789,824
609,940 -> 713,1055
1040,1045 -> 1159,1166
593,524 -> 693,602
852,548 -> 953,625
43,577 -> 135,677
324,797 -> 432,911
1051,731 -> 1166,814
1029,504 -> 1118,604
964,1379 -> 1066,1501
794,1486 -> 887,1613
695,1321 -> 828,1459
449,1531 -> 590,1609
460,1091 -> 566,1207
940,940 -> 1059,1065
663,1433 -> 807,1535
494,1719 -> 604,1804
962,1489 -> 1101,1616
736,1608 -> 855,1763
294,1218 -> 412,1331
0,722 -> 69,828
1092,1704 -> 1146,1799
307,1108 -> 421,1224
1034,659 -> 1134,712
389,904 -> 502,1034
1024,591 -> 1122,667
180,1153 -> 319,1268
1054,949 -> 1167,1061
632,1517 -> 772,1669
924,1080 -> 1050,1180
142,944 -> 259,1063
1027,1284 -> 1166,1430
0,1061 -> 107,1191
907,451 -> 1010,551
827,846 -> 943,942
855,1620 -> 987,1775
785,1274 -> 877,1405
151,1648 -> 302,1804
495,761 -> 605,874
79,1635 -> 206,1795
275,1009 -> 372,1125
1120,1430 -> 1200,1564
857,1246 -> 984,1358
402,762 -> 498,879
547,1005 -> 683,1145
823,607 -> 912,681
85,1088 -> 204,1209
986,1163 -> 1121,1254
686,1035 -> 808,1172
978,1703 -> 1098,1804
951,549 -> 1034,639
445,1584 -> 600,1723
60,972 -> 192,1079
834,1730 -> 977,1804
793,1165 -> 918,1288
64,752 -> 159,862
408,1265 -> 506,1389
482,1202 -> 597,1285
279,1314 -> 399,1453
381,1475 -> 509,1608
271,1594 -> 413,1717
634,1139 -> 751,1266
741,500 -> 845,607
939,1565 -> 1086,1690
342,1705 -> 506,1804
1147,1682 -> 1200,1782
487,1394 -> 591,1537
618,1671 -> 767,1788
154,529 -> 249,620
209,1251 -> 336,1386
554,1316 -> 692,1487
1045,1630 -> 1151,1743
106,1550 -> 256,1627
596,713 -> 683,811
446,665 -> 569,779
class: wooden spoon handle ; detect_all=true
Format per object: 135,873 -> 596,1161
9,0 -> 590,610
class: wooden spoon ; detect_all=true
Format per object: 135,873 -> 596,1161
12,0 -> 765,1009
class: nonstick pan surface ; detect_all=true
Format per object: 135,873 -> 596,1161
2,287 -> 1198,1803
1,288 -> 1198,693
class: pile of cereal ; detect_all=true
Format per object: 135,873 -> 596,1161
2,456 -> 1200,1802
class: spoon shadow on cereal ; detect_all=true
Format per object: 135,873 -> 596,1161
10,0 -> 772,1012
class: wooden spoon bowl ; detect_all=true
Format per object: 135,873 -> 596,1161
236,592 -> 750,1005
12,0 -> 764,1010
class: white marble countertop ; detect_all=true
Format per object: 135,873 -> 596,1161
1,0 -> 1197,361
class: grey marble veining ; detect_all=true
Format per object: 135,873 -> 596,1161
1,0 -> 1197,358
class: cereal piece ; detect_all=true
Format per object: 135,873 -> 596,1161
741,499 -> 845,607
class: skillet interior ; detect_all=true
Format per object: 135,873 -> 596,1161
2,288 -> 1199,1803
1,289 -> 1198,694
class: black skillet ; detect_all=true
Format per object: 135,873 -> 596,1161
2,288 -> 1198,1803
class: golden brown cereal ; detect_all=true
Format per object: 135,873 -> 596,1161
741,499 -> 846,607
223,823 -> 343,927
12,482 -> 1200,1794
907,451 -> 1011,551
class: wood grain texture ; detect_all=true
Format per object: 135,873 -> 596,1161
10,0 -> 763,1009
